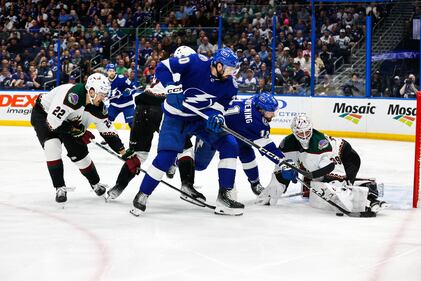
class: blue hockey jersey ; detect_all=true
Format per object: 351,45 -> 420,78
225,98 -> 284,161
109,74 -> 136,108
155,54 -> 238,119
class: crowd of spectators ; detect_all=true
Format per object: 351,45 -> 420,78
0,0 -> 404,97
0,0 -> 156,90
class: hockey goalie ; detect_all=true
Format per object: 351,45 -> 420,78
258,115 -> 389,216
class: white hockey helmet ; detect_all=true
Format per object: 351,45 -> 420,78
174,45 -> 196,58
85,73 -> 111,95
291,115 -> 313,149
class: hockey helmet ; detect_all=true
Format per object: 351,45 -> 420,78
85,73 -> 111,97
174,46 -> 196,58
291,115 -> 313,149
105,63 -> 116,71
252,92 -> 279,112
212,47 -> 239,77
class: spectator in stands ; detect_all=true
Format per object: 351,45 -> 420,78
11,65 -> 30,89
334,29 -> 351,63
342,73 -> 364,96
400,74 -> 417,98
387,76 -> 402,98
256,62 -> 270,82
116,58 -> 127,76
256,78 -> 268,94
320,45 -> 334,75
250,54 -> 263,71
143,59 -> 156,84
293,61 -> 305,85
197,36 -> 215,57
258,43 -> 269,62
239,68 -> 258,88
28,70 -> 43,90
371,71 -> 384,97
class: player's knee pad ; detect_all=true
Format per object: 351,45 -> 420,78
73,155 -> 93,170
44,138 -> 62,161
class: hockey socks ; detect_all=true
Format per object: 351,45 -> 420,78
47,159 -> 65,188
178,156 -> 195,186
139,150 -> 177,195
79,161 -> 100,186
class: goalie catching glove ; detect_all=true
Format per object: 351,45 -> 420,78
122,148 -> 141,175
70,124 -> 95,145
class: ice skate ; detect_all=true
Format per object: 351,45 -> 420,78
166,163 -> 177,179
130,191 -> 149,216
215,188 -> 244,216
180,184 -> 206,207
106,183 -> 126,200
250,181 -> 264,195
55,187 -> 67,203
91,182 -> 108,197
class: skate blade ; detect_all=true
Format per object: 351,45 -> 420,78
180,195 -> 206,207
214,206 -> 244,216
130,207 -> 143,217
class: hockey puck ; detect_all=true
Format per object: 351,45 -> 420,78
336,213 -> 344,216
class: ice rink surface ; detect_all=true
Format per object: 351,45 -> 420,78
0,126 -> 420,281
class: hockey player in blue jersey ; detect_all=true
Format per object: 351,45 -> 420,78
130,47 -> 244,216
106,63 -> 136,126
194,92 -> 298,197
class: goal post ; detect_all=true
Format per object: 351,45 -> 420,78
413,91 -> 421,208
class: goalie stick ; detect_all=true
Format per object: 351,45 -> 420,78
297,178 -> 376,218
182,102 -> 313,179
91,139 -> 217,210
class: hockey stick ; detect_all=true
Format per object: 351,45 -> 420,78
182,102 -> 313,179
297,178 -> 376,217
91,139 -> 216,210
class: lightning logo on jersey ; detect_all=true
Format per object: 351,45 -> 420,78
184,88 -> 215,105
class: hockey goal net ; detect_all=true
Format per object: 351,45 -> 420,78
413,91 -> 421,208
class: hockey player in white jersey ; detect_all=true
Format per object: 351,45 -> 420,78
30,73 -> 137,203
263,115 -> 389,214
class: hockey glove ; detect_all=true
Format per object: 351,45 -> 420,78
206,113 -> 225,133
279,160 -> 298,183
70,124 -> 95,145
165,84 -> 183,95
122,148 -> 141,175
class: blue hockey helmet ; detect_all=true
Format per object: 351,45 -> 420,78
212,47 -> 239,77
105,63 -> 116,71
252,92 -> 279,112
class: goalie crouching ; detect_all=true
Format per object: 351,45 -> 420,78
258,115 -> 389,215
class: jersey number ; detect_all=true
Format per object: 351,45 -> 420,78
260,130 -> 269,138
104,119 -> 112,128
52,106 -> 66,119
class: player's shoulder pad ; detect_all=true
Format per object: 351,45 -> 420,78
307,129 -> 332,153
63,83 -> 86,110
117,74 -> 125,79
84,103 -> 108,119
279,134 -> 300,152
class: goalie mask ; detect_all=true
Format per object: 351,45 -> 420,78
291,115 -> 313,149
